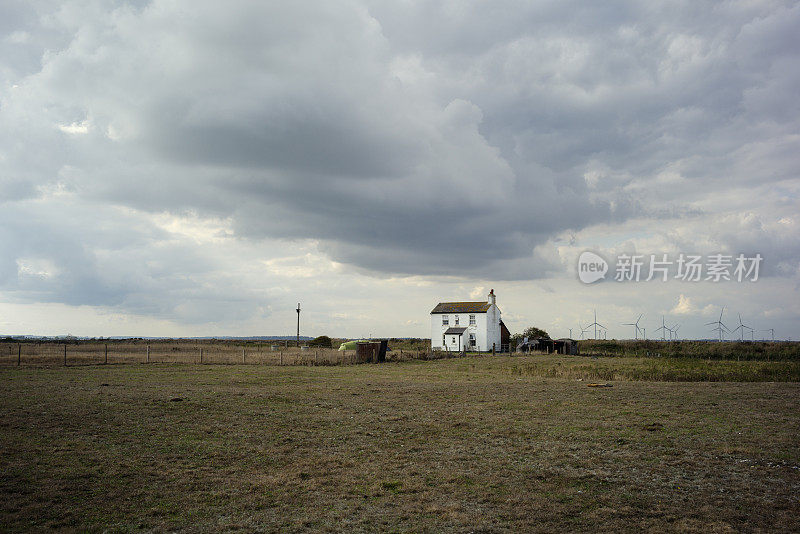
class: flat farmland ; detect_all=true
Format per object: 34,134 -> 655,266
1,356 -> 798,532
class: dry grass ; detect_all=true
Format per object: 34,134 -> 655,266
579,339 -> 800,361
1,356 -> 798,532
5,341 -> 799,383
0,341 -> 433,367
509,354 -> 800,382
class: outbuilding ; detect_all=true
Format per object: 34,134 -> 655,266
553,338 -> 579,355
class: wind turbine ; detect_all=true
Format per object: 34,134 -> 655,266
622,314 -> 644,340
671,324 -> 681,341
762,328 -> 775,341
579,324 -> 590,340
586,309 -> 605,340
705,307 -> 729,342
654,315 -> 669,341
731,313 -> 753,342
743,320 -> 755,341
568,328 -> 573,339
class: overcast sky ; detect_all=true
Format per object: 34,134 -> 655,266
1,0 -> 798,340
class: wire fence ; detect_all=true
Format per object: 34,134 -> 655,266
0,341 -> 485,367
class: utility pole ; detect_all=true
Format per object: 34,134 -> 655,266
296,303 -> 301,347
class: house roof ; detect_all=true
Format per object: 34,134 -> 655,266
430,302 -> 492,314
444,327 -> 468,335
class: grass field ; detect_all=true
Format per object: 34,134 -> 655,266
1,355 -> 798,532
578,339 -> 800,361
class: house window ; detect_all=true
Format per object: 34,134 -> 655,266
452,337 -> 456,344
442,315 -> 449,325
454,315 -> 460,325
469,333 -> 476,347
469,314 -> 476,325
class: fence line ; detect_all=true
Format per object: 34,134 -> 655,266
0,342 -> 507,367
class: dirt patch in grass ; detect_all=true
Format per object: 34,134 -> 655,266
0,357 -> 798,532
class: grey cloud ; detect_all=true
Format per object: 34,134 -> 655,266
0,0 -> 798,320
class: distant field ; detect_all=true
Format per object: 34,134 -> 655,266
1,356 -> 798,532
578,339 -> 800,361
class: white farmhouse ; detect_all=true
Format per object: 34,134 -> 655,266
430,289 -> 510,352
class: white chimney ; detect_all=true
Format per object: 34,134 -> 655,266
488,288 -> 496,306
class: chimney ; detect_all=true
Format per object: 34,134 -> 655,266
488,289 -> 496,306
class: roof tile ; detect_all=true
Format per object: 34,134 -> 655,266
430,302 -> 491,314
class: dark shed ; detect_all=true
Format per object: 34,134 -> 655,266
553,338 -> 579,355
499,320 -> 510,352
356,341 -> 388,363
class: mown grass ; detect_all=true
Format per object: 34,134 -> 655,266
0,356 -> 798,532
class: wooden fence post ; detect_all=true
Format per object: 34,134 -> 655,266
315,350 -> 318,365
242,348 -> 245,364
280,351 -> 283,366
105,344 -> 108,365
146,345 -> 150,364
200,348 -> 203,364
492,343 -> 496,356
64,344 -> 67,366
18,344 -> 21,366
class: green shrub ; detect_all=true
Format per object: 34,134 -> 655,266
308,335 -> 333,348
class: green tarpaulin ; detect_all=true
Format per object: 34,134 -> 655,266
338,340 -> 367,351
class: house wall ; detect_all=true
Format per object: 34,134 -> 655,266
485,304 -> 501,351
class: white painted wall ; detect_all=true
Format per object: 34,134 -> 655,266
485,305 -> 501,351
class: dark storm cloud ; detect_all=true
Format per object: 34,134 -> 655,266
0,0 -> 798,315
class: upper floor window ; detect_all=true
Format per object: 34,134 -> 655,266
469,314 -> 476,325
442,315 -> 449,325
455,315 -> 460,325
